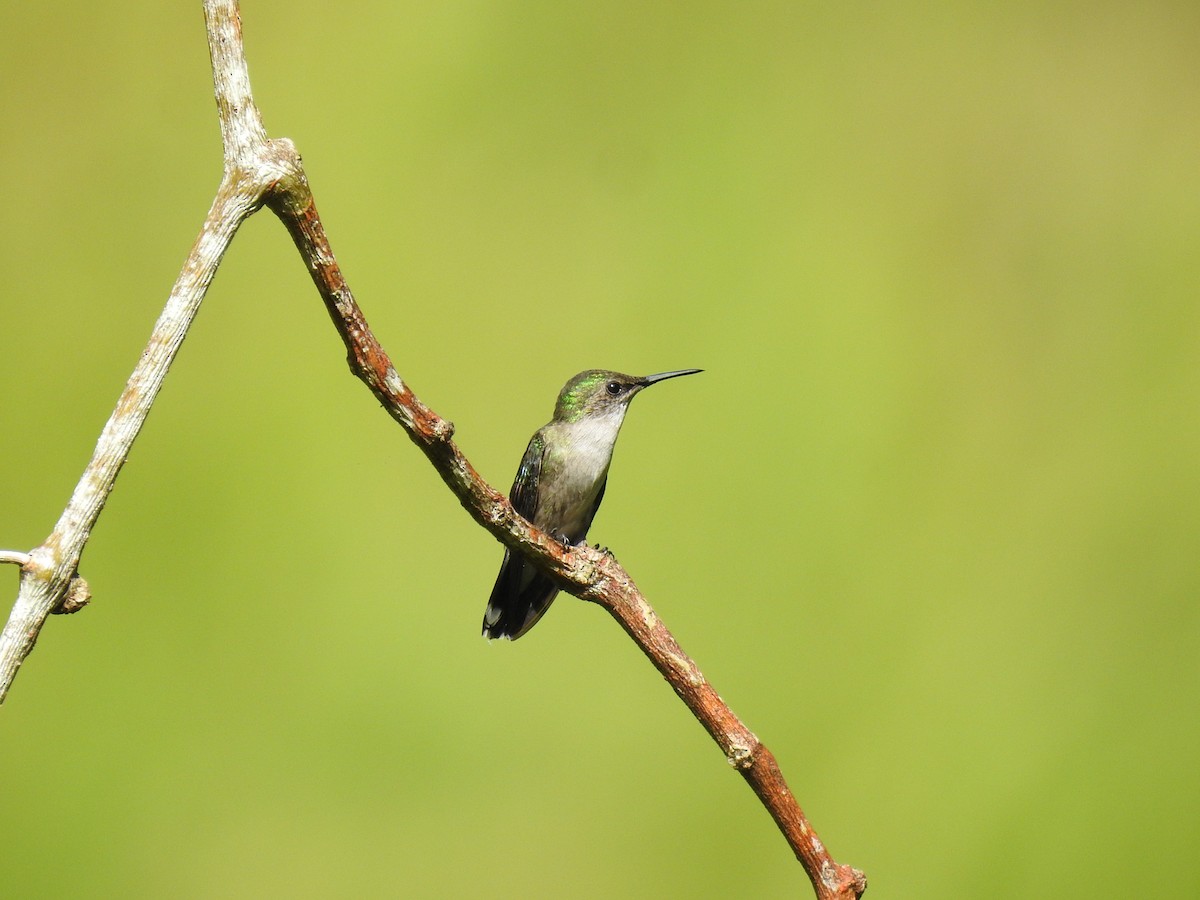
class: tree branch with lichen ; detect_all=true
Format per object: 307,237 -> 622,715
0,3 -> 864,897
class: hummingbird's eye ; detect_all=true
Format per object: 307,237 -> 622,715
606,381 -> 623,395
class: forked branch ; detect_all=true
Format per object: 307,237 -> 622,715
0,3 -> 864,896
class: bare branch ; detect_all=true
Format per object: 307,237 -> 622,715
2,3 -> 866,896
256,20 -> 865,900
206,0 -> 267,166
0,2 -> 279,701
267,166 -> 866,900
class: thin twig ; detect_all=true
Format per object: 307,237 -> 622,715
1,3 -> 866,896
0,3 -> 280,701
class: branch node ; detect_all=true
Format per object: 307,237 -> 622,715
727,740 -> 757,770
428,416 -> 455,442
822,860 -> 868,898
573,545 -> 612,595
51,575 -> 91,615
255,141 -> 309,214
486,502 -> 512,529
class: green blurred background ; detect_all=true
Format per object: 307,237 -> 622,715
3,2 -> 1198,897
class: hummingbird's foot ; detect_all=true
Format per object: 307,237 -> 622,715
593,543 -> 614,558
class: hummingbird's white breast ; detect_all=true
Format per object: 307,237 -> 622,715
535,407 -> 628,541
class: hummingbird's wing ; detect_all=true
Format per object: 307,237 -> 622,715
482,432 -> 556,640
508,431 -> 544,521
585,477 -> 607,534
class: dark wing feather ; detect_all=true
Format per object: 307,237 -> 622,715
482,432 -> 556,640
508,432 -> 544,520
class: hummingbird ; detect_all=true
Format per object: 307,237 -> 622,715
482,368 -> 702,640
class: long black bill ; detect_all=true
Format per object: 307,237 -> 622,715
640,368 -> 703,386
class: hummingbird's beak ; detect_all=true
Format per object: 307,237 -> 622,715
639,368 -> 703,387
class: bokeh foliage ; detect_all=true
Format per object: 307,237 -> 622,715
2,2 -> 1198,897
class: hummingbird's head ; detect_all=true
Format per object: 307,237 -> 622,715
553,368 -> 702,423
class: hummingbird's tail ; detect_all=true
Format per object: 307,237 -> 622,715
482,549 -> 560,640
